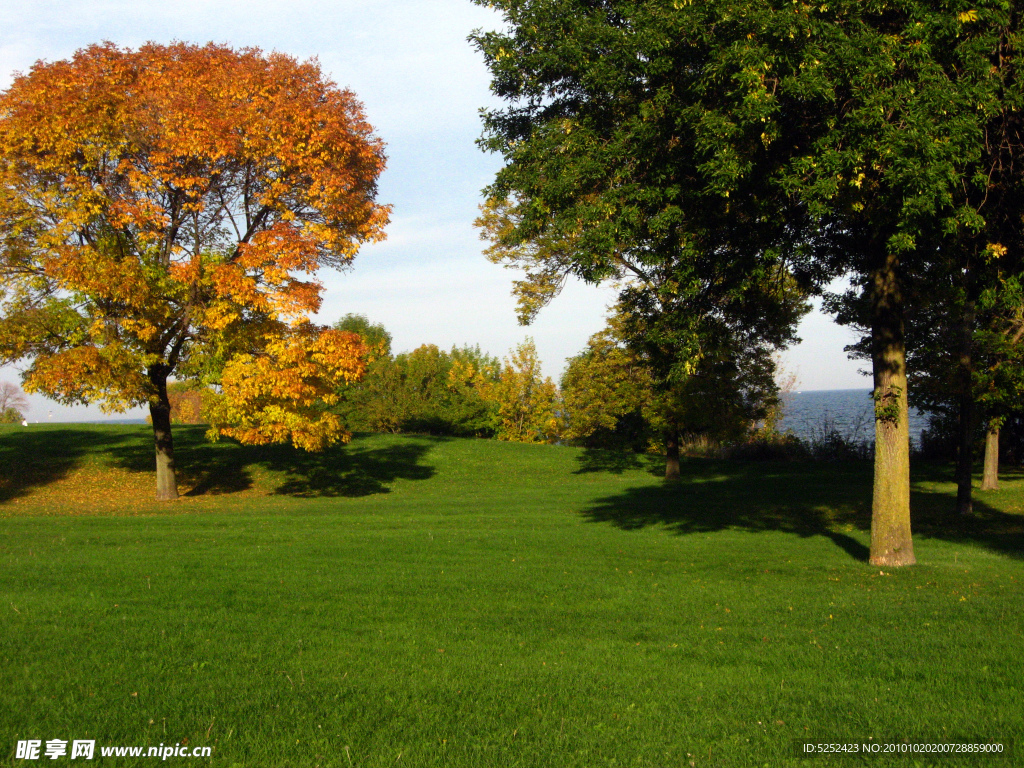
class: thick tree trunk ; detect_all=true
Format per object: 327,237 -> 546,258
869,250 -> 915,567
665,425 -> 680,480
954,301 -> 976,515
981,423 -> 999,492
149,366 -> 178,501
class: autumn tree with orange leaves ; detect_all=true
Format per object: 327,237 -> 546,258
0,42 -> 389,499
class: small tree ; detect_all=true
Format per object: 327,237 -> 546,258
492,339 -> 561,443
0,381 -> 29,422
0,43 -> 389,498
167,385 -> 202,424
562,325 -> 652,452
333,314 -> 393,362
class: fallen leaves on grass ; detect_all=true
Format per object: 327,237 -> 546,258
0,464 -> 269,516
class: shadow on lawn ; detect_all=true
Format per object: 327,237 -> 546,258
573,448 -> 665,476
577,452 -> 1024,562
0,425 -> 438,501
207,439 -> 434,497
106,428 -> 438,498
0,426 -> 145,503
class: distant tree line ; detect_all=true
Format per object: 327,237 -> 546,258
329,314 -> 562,443
326,313 -> 782,453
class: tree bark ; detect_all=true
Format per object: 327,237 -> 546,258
665,425 -> 680,480
149,365 -> 178,501
954,300 -> 976,515
981,422 -> 999,492
869,249 -> 915,566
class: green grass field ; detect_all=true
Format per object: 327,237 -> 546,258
1,424 -> 1022,767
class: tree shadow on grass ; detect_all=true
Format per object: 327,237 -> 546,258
0,425 -> 149,503
573,447 -> 665,476
104,428 -> 438,498
577,451 -> 1024,562
580,456 -> 874,561
266,438 -> 437,497
1,425 -> 438,502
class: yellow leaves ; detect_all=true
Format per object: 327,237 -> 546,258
1,40 -> 390,286
208,326 -> 365,452
168,255 -> 205,288
212,263 -> 268,314
984,242 -> 1007,262
492,339 -> 561,443
41,244 -> 152,309
310,329 -> 367,385
957,10 -> 978,23
448,357 -> 497,398
213,408 -> 347,453
1,464 -> 157,516
201,300 -> 241,331
239,222 -> 321,278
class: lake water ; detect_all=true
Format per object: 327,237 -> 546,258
777,389 -> 930,446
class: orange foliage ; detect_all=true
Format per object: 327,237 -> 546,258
0,42 -> 389,448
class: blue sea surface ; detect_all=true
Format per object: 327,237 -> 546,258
778,389 -> 929,446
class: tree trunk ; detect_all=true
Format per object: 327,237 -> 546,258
954,300 -> 976,515
665,425 -> 680,480
869,250 -> 915,567
981,422 -> 999,492
149,366 -> 178,501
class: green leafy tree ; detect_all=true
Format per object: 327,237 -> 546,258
829,250 -> 1024,503
445,345 -> 504,436
562,310 -> 780,466
903,270 -> 1024,493
335,343 -> 501,437
973,274 -> 1024,490
778,2 -> 1024,556
805,0 -> 1024,519
562,325 -> 652,452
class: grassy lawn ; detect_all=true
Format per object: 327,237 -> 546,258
1,424 -> 1022,767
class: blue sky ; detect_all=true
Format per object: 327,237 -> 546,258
0,0 -> 867,421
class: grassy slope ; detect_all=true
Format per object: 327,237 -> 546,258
0,425 -> 1022,767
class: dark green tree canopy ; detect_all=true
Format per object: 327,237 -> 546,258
472,0 -> 818,378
